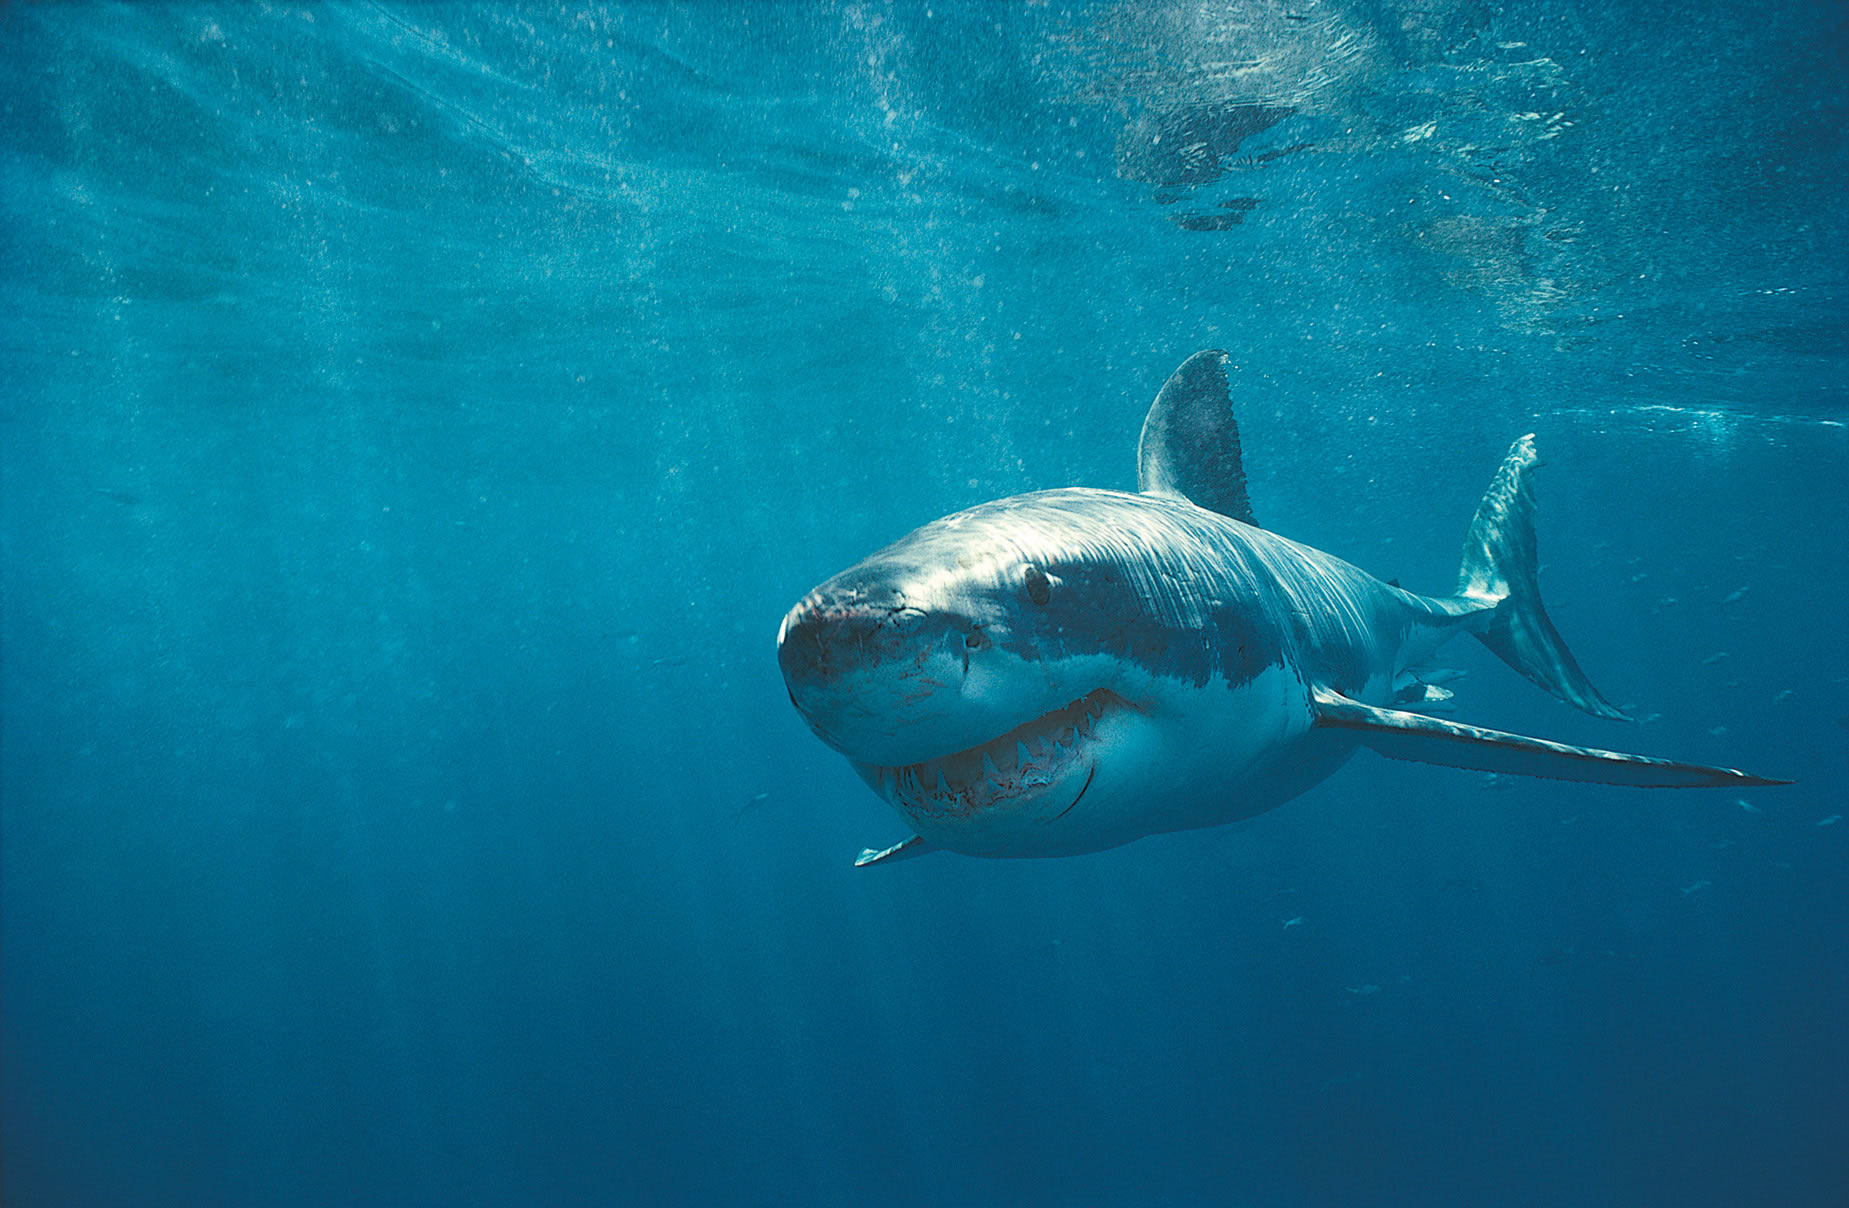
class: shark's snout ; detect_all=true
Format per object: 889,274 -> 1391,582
777,575 -> 1033,768
776,591 -> 923,691
776,588 -> 959,759
774,599 -> 833,689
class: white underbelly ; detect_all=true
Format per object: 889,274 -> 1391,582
1007,664 -> 1350,855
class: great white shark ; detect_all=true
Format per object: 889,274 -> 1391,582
776,351 -> 1785,865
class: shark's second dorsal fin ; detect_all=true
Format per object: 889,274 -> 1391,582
1137,349 -> 1257,526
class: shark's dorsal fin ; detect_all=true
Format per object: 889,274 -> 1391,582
854,835 -> 932,866
1311,688 -> 1787,788
1137,349 -> 1258,526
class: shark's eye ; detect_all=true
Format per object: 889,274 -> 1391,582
1023,563 -> 1052,606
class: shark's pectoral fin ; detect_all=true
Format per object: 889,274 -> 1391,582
854,835 -> 933,867
1310,688 -> 1787,788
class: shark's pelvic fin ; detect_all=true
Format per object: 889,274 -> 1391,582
1311,688 -> 1788,788
854,835 -> 933,867
1458,435 -> 1628,720
1137,349 -> 1258,526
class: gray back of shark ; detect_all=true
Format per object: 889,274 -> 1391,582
776,351 -> 1785,865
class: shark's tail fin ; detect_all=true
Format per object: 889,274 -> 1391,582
1458,435 -> 1629,720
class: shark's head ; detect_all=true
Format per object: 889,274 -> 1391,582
777,488 -> 1282,853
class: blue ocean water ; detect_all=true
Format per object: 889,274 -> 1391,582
2,3 -> 1845,1205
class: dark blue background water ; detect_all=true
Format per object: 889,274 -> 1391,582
4,4 -> 1845,1205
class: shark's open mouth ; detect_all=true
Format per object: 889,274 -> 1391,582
866,689 -> 1124,819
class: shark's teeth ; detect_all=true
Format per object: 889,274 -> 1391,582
883,688 -> 1128,811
